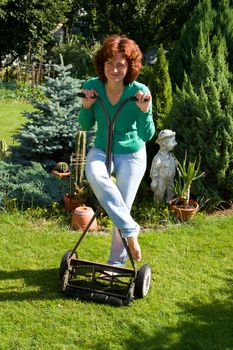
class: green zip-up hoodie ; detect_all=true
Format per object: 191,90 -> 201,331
79,78 -> 155,154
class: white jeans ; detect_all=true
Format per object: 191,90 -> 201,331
85,146 -> 147,266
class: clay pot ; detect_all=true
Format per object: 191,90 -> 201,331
63,194 -> 84,212
71,206 -> 97,231
52,169 -> 71,179
168,198 -> 199,221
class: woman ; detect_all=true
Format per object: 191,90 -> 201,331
79,35 -> 155,266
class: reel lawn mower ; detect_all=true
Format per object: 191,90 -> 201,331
59,93 -> 152,306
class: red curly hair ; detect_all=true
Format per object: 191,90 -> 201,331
94,35 -> 142,85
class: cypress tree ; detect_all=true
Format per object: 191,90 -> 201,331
169,0 -> 233,88
213,0 -> 233,74
148,44 -> 173,132
145,44 -> 173,184
166,30 -> 233,207
12,56 -> 83,166
169,0 -> 215,88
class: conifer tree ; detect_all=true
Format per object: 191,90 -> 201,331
12,56 -> 83,166
169,0 -> 215,88
145,44 -> 173,183
166,30 -> 233,206
213,0 -> 233,74
169,0 -> 233,88
148,44 -> 173,132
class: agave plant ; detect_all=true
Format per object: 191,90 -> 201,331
173,151 -> 205,208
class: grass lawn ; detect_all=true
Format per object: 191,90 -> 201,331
0,212 -> 232,350
0,102 -> 33,146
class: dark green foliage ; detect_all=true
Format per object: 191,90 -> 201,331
0,0 -> 70,62
138,64 -> 153,87
154,0 -> 197,50
169,0 -> 233,88
67,0 -> 196,52
49,36 -> 99,79
148,44 -> 173,132
68,0 -> 153,51
0,0 -> 198,66
0,161 -> 69,209
144,45 -> 173,186
166,31 -> 233,207
212,0 -> 233,74
169,0 -> 215,88
11,57 -> 83,166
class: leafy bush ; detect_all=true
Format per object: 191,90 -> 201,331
49,35 -> 100,78
0,81 -> 45,101
0,161 -> 69,209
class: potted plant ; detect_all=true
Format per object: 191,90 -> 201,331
52,161 -> 71,179
169,151 -> 205,220
63,131 -> 90,211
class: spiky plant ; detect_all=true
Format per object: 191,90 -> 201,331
174,151 -> 205,208
69,130 -> 88,199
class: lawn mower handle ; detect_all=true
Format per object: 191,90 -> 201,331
77,92 -> 149,102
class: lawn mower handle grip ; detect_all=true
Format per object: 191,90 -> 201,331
77,92 -> 149,102
78,92 -> 97,99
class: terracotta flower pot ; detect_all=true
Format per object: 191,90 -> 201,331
52,169 -> 71,179
168,198 -> 199,221
71,206 -> 97,231
63,193 -> 84,212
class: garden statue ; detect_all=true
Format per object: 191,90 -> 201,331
150,129 -> 177,203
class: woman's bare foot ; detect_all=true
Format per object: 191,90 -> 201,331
127,236 -> 141,262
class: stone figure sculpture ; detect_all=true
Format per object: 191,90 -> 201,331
150,129 -> 177,202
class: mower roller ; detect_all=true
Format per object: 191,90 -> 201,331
59,92 -> 152,306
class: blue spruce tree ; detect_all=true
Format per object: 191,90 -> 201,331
12,55 -> 83,166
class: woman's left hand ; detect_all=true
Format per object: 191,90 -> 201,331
135,90 -> 151,113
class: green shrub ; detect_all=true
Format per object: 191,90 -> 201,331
49,35 -> 100,78
0,81 -> 45,101
0,161 -> 69,209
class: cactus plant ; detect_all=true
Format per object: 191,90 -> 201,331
64,130 -> 89,210
72,130 -> 86,190
52,161 -> 70,178
0,139 -> 7,160
54,162 -> 69,173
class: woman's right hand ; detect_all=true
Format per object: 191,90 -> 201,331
81,89 -> 98,109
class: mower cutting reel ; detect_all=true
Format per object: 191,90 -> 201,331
59,250 -> 151,306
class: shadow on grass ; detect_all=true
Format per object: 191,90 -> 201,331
95,269 -> 233,350
0,268 -> 62,301
0,266 -> 232,350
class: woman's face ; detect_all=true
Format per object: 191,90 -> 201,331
104,53 -> 128,84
